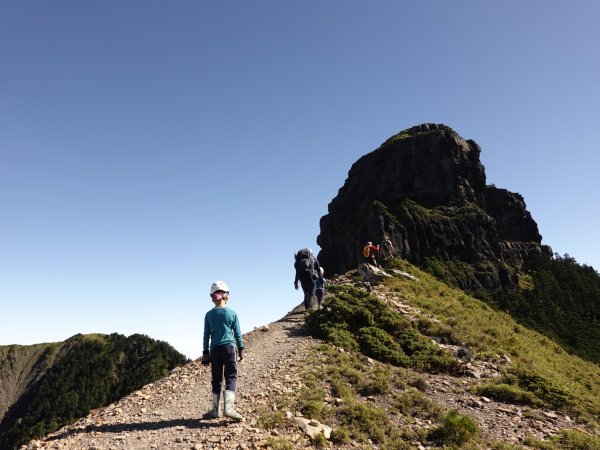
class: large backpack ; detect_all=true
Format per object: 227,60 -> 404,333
294,249 -> 318,281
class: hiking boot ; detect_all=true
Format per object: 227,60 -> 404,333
203,392 -> 221,419
223,390 -> 243,421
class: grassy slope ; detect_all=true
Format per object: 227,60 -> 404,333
383,259 -> 600,419
261,258 -> 600,449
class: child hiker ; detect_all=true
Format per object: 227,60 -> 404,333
315,266 -> 327,310
201,280 -> 244,421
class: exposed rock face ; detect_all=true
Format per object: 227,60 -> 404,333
317,124 -> 552,292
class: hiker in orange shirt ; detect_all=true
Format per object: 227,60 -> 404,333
363,241 -> 380,267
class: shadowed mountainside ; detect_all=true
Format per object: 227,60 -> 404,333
0,333 -> 187,450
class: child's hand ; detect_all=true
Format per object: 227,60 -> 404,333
237,348 -> 243,361
200,351 -> 211,365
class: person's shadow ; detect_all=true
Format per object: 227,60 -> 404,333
46,417 -> 230,441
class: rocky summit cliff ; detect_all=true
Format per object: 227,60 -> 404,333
318,123 -> 552,293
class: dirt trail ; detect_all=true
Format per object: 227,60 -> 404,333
32,306 -> 320,450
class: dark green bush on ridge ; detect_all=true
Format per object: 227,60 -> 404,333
356,326 -> 410,366
472,383 -> 543,408
429,409 -> 479,446
503,367 -> 574,410
305,285 -> 458,372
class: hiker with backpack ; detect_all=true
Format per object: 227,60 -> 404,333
380,237 -> 395,267
294,248 -> 322,311
362,241 -> 380,267
201,280 -> 244,421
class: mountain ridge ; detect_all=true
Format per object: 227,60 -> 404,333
0,333 -> 187,450
0,341 -> 63,423
22,266 -> 600,449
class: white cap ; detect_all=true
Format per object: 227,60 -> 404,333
210,280 -> 229,295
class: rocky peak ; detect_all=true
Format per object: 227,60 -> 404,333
338,123 -> 486,210
317,123 -> 551,292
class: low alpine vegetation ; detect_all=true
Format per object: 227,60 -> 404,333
524,428 -> 600,449
383,258 -> 600,423
304,284 -> 458,372
428,409 -> 479,447
293,345 -> 436,447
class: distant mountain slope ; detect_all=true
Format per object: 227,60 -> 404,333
0,341 -> 63,422
0,333 -> 187,450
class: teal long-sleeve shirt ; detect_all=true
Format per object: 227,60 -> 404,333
203,306 -> 244,352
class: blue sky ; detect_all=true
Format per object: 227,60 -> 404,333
1,1 -> 598,359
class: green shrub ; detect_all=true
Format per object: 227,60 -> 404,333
300,400 -> 327,420
265,437 -> 294,450
394,388 -> 443,420
503,367 -> 574,410
358,366 -> 392,395
472,383 -> 543,407
318,325 -> 359,351
357,326 -> 410,366
330,375 -> 354,399
554,428 -> 600,449
488,442 -> 527,450
255,406 -> 287,430
331,427 -> 351,444
404,371 -> 428,391
381,439 -> 414,450
409,348 -> 459,372
417,317 -> 457,344
337,401 -> 392,444
429,409 -> 479,446
311,433 -> 328,448
296,385 -> 329,421
338,365 -> 364,385
522,436 -> 556,449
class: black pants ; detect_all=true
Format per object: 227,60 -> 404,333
299,277 -> 316,309
210,344 -> 238,393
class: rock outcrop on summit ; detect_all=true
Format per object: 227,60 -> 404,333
317,123 -> 552,292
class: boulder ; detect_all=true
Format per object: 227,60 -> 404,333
357,263 -> 392,283
294,417 -> 332,439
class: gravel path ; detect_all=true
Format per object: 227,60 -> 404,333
31,306 -> 320,450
